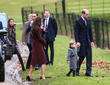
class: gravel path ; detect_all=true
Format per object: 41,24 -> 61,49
0,41 -> 31,85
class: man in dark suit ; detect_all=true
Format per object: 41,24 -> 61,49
43,10 -> 58,65
74,9 -> 94,77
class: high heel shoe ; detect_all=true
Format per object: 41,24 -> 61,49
26,75 -> 31,81
40,76 -> 45,79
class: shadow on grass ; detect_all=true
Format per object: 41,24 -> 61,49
31,76 -> 56,81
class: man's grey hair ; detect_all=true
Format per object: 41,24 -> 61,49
28,14 -> 32,19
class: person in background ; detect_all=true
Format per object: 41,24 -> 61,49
26,12 -> 38,69
43,10 -> 58,65
6,18 -> 25,71
66,40 -> 78,77
74,9 -> 94,77
26,17 -> 47,81
22,14 -> 32,45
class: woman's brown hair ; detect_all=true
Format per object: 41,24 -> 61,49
31,16 -> 41,31
31,17 -> 42,37
7,18 -> 16,30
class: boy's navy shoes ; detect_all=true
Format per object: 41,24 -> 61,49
73,70 -> 76,77
66,73 -> 70,76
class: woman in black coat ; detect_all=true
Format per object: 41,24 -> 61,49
6,18 -> 25,71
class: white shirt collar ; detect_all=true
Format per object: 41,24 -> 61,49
81,16 -> 85,21
45,17 -> 49,20
81,16 -> 87,25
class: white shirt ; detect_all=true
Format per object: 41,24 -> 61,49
81,16 -> 87,25
45,17 -> 49,28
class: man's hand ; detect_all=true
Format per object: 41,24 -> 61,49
91,42 -> 94,47
76,42 -> 80,47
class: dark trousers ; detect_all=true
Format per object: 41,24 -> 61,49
15,46 -> 25,71
26,44 -> 32,68
45,41 -> 54,64
77,44 -> 92,74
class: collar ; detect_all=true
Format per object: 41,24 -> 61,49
81,16 -> 85,21
45,17 -> 49,20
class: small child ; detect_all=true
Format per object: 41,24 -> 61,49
66,40 -> 78,77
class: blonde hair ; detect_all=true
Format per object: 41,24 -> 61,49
69,40 -> 75,47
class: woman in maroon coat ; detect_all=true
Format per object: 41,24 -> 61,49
26,17 -> 47,81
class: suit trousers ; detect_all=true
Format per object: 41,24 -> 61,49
45,41 -> 54,64
77,44 -> 92,74
26,44 -> 32,68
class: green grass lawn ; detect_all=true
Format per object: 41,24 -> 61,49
1,0 -> 110,22
66,0 -> 110,19
0,0 -> 59,22
22,35 -> 110,85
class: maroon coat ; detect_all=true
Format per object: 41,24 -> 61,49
31,25 -> 47,66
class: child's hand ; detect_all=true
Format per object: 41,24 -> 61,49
67,61 -> 70,64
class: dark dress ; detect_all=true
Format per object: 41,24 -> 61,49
31,25 -> 47,67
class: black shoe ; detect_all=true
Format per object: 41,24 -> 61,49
46,62 -> 50,65
73,70 -> 76,77
47,63 -> 53,66
26,66 -> 30,69
85,73 -> 93,77
66,69 -> 73,77
76,69 -> 80,76
40,76 -> 45,79
26,76 -> 31,81
66,73 -> 70,76
49,63 -> 53,66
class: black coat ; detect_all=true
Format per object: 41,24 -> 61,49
43,17 -> 58,41
74,17 -> 93,57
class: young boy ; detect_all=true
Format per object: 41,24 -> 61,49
66,40 -> 78,77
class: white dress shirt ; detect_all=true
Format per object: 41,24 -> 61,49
45,17 -> 49,29
81,16 -> 87,25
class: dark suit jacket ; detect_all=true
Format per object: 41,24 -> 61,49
74,17 -> 93,56
43,17 -> 58,41
26,21 -> 32,45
